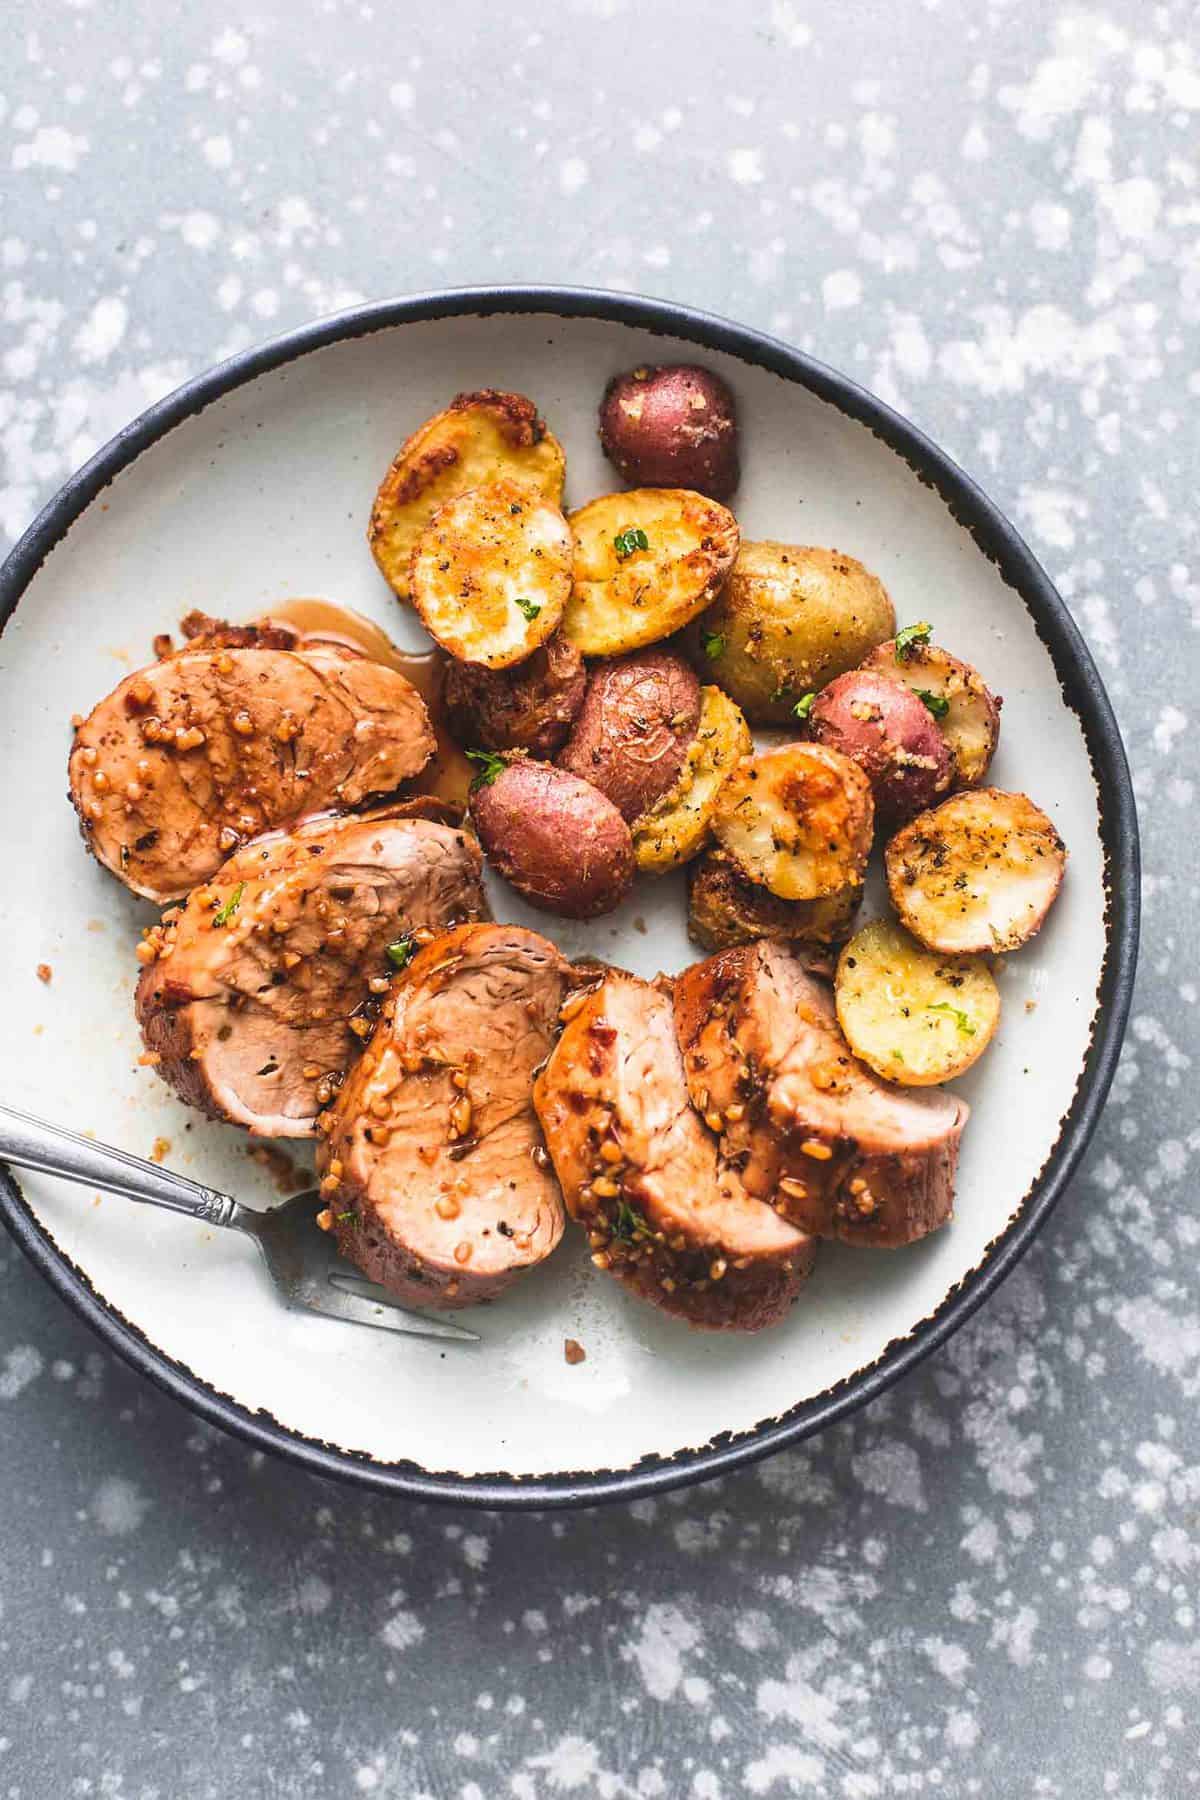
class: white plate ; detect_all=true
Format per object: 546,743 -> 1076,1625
0,289 -> 1138,1506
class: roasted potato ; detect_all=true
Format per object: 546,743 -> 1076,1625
808,668 -> 952,822
442,634 -> 587,759
470,757 -> 634,919
558,649 -> 701,823
562,489 -> 739,657
631,685 -> 751,874
862,632 -> 1001,789
599,364 -> 739,500
409,479 -> 573,668
369,390 -> 566,602
712,743 -> 874,901
886,788 -> 1067,953
687,848 -> 861,953
693,542 -> 895,725
836,918 -> 1000,1085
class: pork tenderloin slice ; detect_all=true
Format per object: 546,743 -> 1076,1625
69,642 -> 435,902
534,972 -> 814,1330
317,924 -> 572,1308
135,805 -> 487,1137
673,939 -> 968,1248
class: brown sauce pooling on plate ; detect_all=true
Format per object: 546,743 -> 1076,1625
259,598 -> 474,810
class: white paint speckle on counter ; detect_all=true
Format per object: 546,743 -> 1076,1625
1,1 -> 1196,1795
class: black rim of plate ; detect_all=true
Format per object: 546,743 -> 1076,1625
0,285 -> 1139,1509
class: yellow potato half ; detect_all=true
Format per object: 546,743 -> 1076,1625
886,788 -> 1067,954
836,918 -> 1000,1085
562,488 -> 739,657
712,742 -> 874,901
409,480 -> 573,669
369,390 -> 566,601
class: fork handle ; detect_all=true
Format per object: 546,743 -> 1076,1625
0,1103 -> 245,1229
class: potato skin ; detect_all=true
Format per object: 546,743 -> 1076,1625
808,669 -> 952,822
599,365 -> 739,501
558,649 -> 701,823
442,635 -> 587,759
470,759 -> 634,919
694,542 -> 895,725
687,848 -> 861,953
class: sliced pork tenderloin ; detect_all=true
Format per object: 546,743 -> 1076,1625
534,971 -> 814,1330
673,939 -> 968,1248
316,924 -> 573,1308
69,639 -> 434,902
135,803 -> 486,1137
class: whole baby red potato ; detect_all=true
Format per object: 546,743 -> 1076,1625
598,364 -> 740,500
807,669 -> 953,823
470,758 -> 635,919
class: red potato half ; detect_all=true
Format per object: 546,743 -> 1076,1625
886,788 -> 1067,953
807,668 -> 953,822
862,636 -> 1002,789
558,648 -> 701,823
599,364 -> 740,501
470,758 -> 634,919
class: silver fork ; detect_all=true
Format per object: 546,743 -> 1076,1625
0,1104 -> 478,1344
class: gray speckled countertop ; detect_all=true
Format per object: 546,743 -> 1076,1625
2,4 -> 1197,1795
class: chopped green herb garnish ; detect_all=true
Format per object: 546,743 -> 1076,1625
613,526 -> 650,560
515,595 -> 542,622
465,747 -> 507,789
928,1001 -> 975,1035
614,1199 -> 652,1243
892,1048 -> 906,1063
337,1211 -> 355,1222
916,688 -> 950,719
386,936 -> 416,971
701,628 -> 725,661
895,620 -> 933,661
793,691 -> 817,722
212,882 -> 245,927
